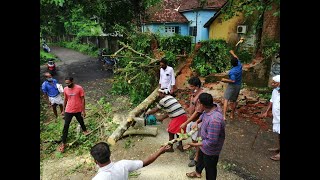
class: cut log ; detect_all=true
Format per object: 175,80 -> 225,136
107,59 -> 188,145
122,126 -> 158,137
132,117 -> 146,127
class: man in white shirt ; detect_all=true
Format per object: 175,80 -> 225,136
90,142 -> 171,180
159,58 -> 175,95
261,75 -> 280,161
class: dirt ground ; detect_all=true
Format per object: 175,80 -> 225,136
40,47 -> 279,180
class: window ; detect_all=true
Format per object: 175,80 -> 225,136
165,26 -> 180,35
189,26 -> 197,36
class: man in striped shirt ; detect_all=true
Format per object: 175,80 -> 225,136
185,93 -> 225,179
146,88 -> 187,152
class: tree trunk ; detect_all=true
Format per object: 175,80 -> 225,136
122,126 -> 158,137
260,2 -> 280,48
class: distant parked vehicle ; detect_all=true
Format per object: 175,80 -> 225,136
102,56 -> 118,73
42,42 -> 51,53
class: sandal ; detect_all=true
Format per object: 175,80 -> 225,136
83,130 -> 90,136
268,148 -> 280,153
57,144 -> 65,153
270,153 -> 280,161
186,171 -> 201,178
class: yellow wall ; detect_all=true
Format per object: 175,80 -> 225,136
209,13 -> 244,43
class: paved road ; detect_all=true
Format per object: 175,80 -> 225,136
40,46 -> 114,103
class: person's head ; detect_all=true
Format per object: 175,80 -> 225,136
65,77 -> 74,88
188,76 -> 201,92
199,93 -> 216,109
158,88 -> 169,98
160,58 -> 168,70
44,72 -> 53,82
90,142 -> 111,167
271,75 -> 280,90
231,57 -> 238,67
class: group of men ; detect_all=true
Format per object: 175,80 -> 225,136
41,73 -> 89,153
41,49 -> 280,179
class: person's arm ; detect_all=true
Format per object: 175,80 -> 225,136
142,145 -> 171,167
157,114 -> 169,122
229,50 -> 238,59
261,102 -> 272,117
62,91 -> 67,115
170,68 -> 176,94
261,91 -> 274,117
41,84 -> 51,106
159,69 -> 162,88
81,96 -> 86,117
146,107 -> 160,115
43,93 -> 51,106
221,78 -> 235,83
180,111 -> 202,129
190,120 -> 221,148
79,87 -> 86,117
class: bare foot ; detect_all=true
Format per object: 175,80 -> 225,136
83,131 -> 90,136
270,153 -> 280,161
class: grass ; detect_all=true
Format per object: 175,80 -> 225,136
40,49 -> 58,65
40,97 -> 119,161
52,41 -> 99,57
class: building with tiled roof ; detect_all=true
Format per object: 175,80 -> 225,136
142,0 -> 227,43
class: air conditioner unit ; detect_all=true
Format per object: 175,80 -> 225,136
237,25 -> 247,34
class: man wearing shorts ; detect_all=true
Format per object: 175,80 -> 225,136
179,76 -> 204,167
41,72 -> 64,118
221,50 -> 242,121
146,88 -> 187,152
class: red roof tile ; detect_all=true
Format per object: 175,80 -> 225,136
144,0 -> 227,23
144,0 -> 189,23
179,0 -> 227,11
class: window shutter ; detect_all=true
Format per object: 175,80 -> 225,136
175,26 -> 180,34
189,27 -> 193,36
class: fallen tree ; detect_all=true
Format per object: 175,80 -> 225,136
107,54 -> 188,145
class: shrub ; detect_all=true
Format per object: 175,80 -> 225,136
192,39 -> 232,76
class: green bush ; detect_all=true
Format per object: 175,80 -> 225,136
128,32 -> 154,55
163,50 -> 177,67
262,38 -> 280,59
112,69 -> 157,105
159,34 -> 192,54
40,49 -> 57,65
192,39 -> 232,76
237,49 -> 253,64
54,40 -> 99,57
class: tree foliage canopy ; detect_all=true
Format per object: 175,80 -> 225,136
40,0 -> 161,37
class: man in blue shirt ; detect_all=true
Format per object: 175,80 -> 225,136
41,72 -> 64,118
221,50 -> 242,121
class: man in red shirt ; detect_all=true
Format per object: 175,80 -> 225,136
58,77 -> 89,152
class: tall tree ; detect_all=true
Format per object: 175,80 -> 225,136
40,0 -> 162,37
221,0 -> 280,58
